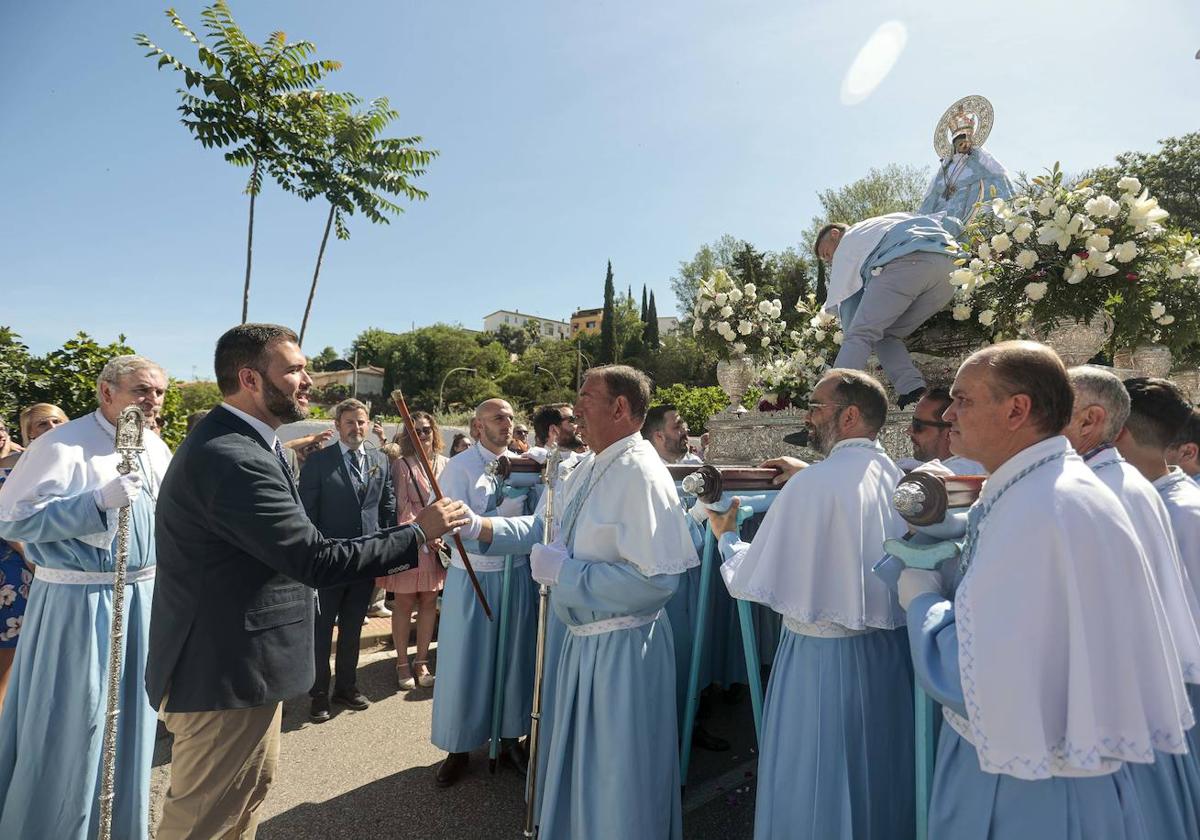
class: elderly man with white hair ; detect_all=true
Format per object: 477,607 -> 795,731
1065,366 -> 1200,838
0,354 -> 171,839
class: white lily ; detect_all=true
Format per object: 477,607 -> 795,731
1126,189 -> 1169,232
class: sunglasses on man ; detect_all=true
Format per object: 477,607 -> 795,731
910,418 -> 951,433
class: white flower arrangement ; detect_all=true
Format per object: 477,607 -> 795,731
691,268 -> 785,360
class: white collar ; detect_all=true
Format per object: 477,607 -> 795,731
589,430 -> 644,470
828,436 -> 882,456
338,439 -> 365,457
1155,466 -> 1195,492
220,402 -> 278,450
980,436 -> 1072,503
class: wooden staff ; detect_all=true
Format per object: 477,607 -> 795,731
390,388 -> 492,620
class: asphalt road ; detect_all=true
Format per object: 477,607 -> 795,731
149,641 -> 760,839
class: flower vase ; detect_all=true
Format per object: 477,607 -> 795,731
1029,311 -> 1114,367
716,355 -> 756,414
1114,344 -> 1174,379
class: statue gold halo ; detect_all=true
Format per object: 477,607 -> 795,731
933,95 -> 994,159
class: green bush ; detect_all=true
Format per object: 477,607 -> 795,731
651,384 -> 729,434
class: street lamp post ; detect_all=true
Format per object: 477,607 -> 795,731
533,364 -> 560,389
438,367 -> 477,414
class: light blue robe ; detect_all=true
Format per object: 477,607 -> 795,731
907,591 -> 1150,839
488,513 -> 684,840
430,448 -> 536,753
0,491 -> 156,840
719,534 -> 914,840
918,148 -> 1015,226
1156,468 -> 1200,760
838,215 -> 960,331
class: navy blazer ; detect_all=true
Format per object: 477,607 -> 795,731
299,442 -> 396,541
147,406 -> 418,712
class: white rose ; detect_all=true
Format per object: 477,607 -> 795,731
1085,233 -> 1110,252
952,304 -> 972,321
978,242 -> 991,261
833,331 -> 844,344
1012,222 -> 1034,243
990,233 -> 1012,253
969,258 -> 985,272
720,305 -> 734,318
1158,315 -> 1176,325
1112,241 -> 1138,263
737,320 -> 753,336
714,292 -> 727,306
732,342 -> 746,354
717,320 -> 732,335
760,336 -> 771,347
1024,281 -> 1048,301
1117,176 -> 1142,193
758,300 -> 772,315
1015,249 -> 1038,270
1083,195 -> 1120,220
728,287 -> 743,303
700,299 -> 713,313
978,309 -> 996,327
1150,301 -> 1166,319
949,268 -> 976,287
1037,195 -> 1057,216
743,283 -> 756,296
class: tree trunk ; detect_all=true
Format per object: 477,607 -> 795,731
242,159 -> 260,324
298,205 -> 336,348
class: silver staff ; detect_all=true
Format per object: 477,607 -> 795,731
524,445 -> 562,838
97,405 -> 145,840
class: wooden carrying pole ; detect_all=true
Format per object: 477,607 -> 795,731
390,388 -> 492,620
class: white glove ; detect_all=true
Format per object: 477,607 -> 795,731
94,474 -> 143,511
530,541 -> 569,586
524,446 -> 549,465
688,499 -> 712,525
455,507 -> 484,541
897,568 -> 945,611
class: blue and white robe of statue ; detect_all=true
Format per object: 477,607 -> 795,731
483,432 -> 697,840
1085,448 -> 1200,838
0,411 -> 170,840
720,437 -> 914,840
431,442 -> 536,753
906,437 -> 1192,840
1156,466 -> 1200,759
918,147 -> 1014,226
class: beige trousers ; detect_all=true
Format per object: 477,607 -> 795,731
157,701 -> 282,840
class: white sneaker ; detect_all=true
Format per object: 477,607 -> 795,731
367,605 -> 393,618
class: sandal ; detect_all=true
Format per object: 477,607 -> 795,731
396,658 -> 416,691
415,659 -> 435,688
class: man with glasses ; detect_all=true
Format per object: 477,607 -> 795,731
706,369 -> 914,840
900,387 -> 984,475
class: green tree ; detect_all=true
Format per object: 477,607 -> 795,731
799,164 -> 929,300
135,1 -> 342,322
490,322 -> 541,356
651,384 -> 729,434
293,96 -> 437,346
669,234 -> 743,319
599,261 -> 616,364
645,291 -> 661,349
640,285 -> 648,324
177,380 -> 224,415
347,327 -> 405,369
0,329 -> 44,429
1086,131 -> 1200,235
308,345 -> 338,371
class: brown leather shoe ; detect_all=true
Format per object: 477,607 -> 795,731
435,752 -> 470,787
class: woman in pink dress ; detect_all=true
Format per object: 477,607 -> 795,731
378,412 -> 448,690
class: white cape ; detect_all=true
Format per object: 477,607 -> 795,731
822,212 -> 912,313
951,436 -> 1191,779
722,437 -> 907,629
0,410 -> 171,549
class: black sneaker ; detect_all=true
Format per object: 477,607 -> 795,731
897,387 -> 926,410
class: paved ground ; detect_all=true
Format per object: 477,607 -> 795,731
149,632 -> 760,839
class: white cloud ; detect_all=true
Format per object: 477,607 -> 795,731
839,21 -> 908,106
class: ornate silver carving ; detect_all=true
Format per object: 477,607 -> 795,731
1114,344 -> 1174,380
98,405 -> 145,840
933,95 -> 995,159
893,483 -> 928,518
1029,311 -> 1114,367
715,355 -> 756,414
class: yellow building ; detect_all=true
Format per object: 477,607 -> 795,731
571,307 -> 604,336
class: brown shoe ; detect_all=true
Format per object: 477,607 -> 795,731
436,752 -> 470,787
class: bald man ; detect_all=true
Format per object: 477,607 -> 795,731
430,399 -> 537,786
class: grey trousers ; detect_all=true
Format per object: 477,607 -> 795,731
833,251 -> 957,395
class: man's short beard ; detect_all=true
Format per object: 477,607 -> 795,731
262,374 -> 306,424
809,420 -> 836,456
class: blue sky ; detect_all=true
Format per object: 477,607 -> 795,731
3,0 -> 1198,381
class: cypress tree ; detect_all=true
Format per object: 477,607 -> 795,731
640,285 -> 648,323
600,261 -> 616,363
646,291 -> 661,348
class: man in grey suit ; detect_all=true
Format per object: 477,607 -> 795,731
149,324 -> 469,840
300,398 -> 396,722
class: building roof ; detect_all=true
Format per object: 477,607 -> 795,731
571,307 -> 603,318
482,309 -> 569,325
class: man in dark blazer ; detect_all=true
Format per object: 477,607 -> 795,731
300,397 -> 396,722
148,324 -> 469,840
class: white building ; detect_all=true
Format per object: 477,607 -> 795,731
657,316 -> 679,337
483,309 -> 571,340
